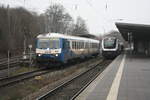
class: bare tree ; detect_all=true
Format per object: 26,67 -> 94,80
45,4 -> 73,33
72,16 -> 89,35
0,6 -> 42,56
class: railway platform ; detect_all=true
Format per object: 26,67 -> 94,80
75,53 -> 150,100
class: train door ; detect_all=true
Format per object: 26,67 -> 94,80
62,39 -> 70,63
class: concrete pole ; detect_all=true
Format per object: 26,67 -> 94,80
29,44 -> 32,68
8,50 -> 10,77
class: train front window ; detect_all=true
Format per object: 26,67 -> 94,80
51,39 -> 60,49
37,39 -> 49,49
37,38 -> 60,49
104,38 -> 116,48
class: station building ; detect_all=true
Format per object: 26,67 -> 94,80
116,22 -> 150,55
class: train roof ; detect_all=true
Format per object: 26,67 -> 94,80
102,36 -> 117,40
37,33 -> 99,43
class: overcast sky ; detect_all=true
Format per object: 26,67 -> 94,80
1,0 -> 150,36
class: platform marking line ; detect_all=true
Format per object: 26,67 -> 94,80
75,63 -> 111,100
106,54 -> 126,100
75,55 -> 122,100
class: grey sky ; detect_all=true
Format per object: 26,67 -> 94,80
1,0 -> 150,36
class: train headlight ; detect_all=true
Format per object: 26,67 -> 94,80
23,55 -> 27,59
55,54 -> 58,56
38,54 -> 41,56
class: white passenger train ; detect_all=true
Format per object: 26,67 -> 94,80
101,37 -> 122,59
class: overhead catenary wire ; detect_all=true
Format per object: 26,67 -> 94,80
84,0 -> 110,34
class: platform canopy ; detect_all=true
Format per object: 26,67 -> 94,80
115,22 -> 150,41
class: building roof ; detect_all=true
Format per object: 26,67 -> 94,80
115,22 -> 150,41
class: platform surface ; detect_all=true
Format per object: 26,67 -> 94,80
75,53 -> 150,100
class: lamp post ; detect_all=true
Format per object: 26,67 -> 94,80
29,44 -> 32,67
23,0 -> 27,55
7,5 -> 10,77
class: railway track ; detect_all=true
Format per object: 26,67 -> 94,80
0,68 -> 50,88
37,60 -> 111,100
0,56 -> 22,70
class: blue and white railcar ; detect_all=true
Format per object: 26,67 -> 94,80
101,37 -> 121,58
36,33 -> 99,64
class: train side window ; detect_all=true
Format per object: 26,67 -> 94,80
86,42 -> 89,49
73,41 -> 75,49
71,41 -> 73,49
72,42 -> 73,49
79,42 -> 80,49
76,42 -> 78,49
87,42 -> 88,48
92,43 -> 94,48
83,42 -> 85,49
78,42 -> 79,49
72,41 -> 74,49
76,41 -> 78,49
77,42 -> 79,49
83,42 -> 84,49
80,42 -> 81,49
77,41 -> 79,49
86,42 -> 88,49
79,42 -> 81,49
76,42 -> 77,49
75,41 -> 76,49
63,39 -> 69,49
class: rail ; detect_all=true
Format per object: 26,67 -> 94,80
37,60 -> 111,100
0,68 -> 49,88
0,55 -> 22,70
